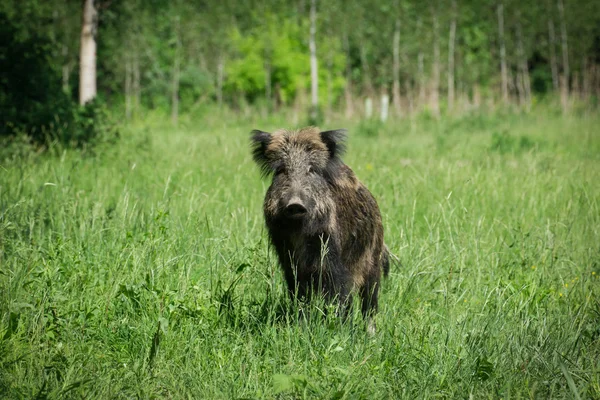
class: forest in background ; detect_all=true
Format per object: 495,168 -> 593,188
1,0 -> 600,142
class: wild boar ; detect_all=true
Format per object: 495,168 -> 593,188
251,127 -> 389,331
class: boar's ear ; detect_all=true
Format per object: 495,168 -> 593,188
250,130 -> 273,175
320,129 -> 347,159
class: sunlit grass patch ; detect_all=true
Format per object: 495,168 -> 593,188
1,111 -> 599,398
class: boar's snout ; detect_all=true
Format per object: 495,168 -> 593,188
284,196 -> 308,219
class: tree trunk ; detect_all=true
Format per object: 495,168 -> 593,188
265,59 -> 272,109
133,51 -> 140,114
572,71 -> 580,99
473,83 -> 481,109
343,30 -> 353,118
557,0 -> 569,112
79,0 -> 97,105
547,16 -> 559,91
62,44 -> 70,93
447,0 -> 457,112
125,56 -> 132,119
171,16 -> 181,126
516,19 -> 531,111
497,2 -> 508,105
309,0 -> 318,121
217,55 -> 224,107
404,79 -> 414,117
360,46 -> 374,98
430,4 -> 440,117
582,57 -> 590,100
344,69 -> 354,118
392,18 -> 402,117
326,58 -> 333,118
416,17 -> 425,110
418,51 -> 425,109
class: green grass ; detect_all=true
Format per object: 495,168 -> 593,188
1,110 -> 599,398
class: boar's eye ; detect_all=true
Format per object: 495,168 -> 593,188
275,165 -> 287,176
307,165 -> 315,174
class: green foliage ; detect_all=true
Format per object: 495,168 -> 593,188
224,15 -> 346,106
0,10 -> 116,148
1,111 -> 599,397
225,18 -> 309,104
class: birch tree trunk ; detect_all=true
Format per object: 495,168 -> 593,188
431,4 -> 440,117
309,0 -> 319,121
497,2 -> 509,105
447,0 -> 457,112
171,16 -> 181,126
79,0 -> 97,105
557,0 -> 569,112
392,18 -> 402,117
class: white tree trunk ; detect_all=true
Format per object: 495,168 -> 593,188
309,0 -> 318,120
447,0 -> 457,111
497,2 -> 508,105
79,0 -> 97,105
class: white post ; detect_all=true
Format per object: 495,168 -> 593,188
380,93 -> 389,122
365,97 -> 373,119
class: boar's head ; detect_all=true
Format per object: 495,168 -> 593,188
251,127 -> 346,230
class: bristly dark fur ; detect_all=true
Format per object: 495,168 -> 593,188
320,129 -> 347,183
250,129 -> 273,177
320,129 -> 347,159
250,126 -> 389,333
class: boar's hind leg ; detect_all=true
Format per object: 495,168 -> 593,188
360,268 -> 381,334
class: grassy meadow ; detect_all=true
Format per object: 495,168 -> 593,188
1,109 -> 599,398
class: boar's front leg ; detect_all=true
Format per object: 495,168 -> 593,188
316,239 -> 353,320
